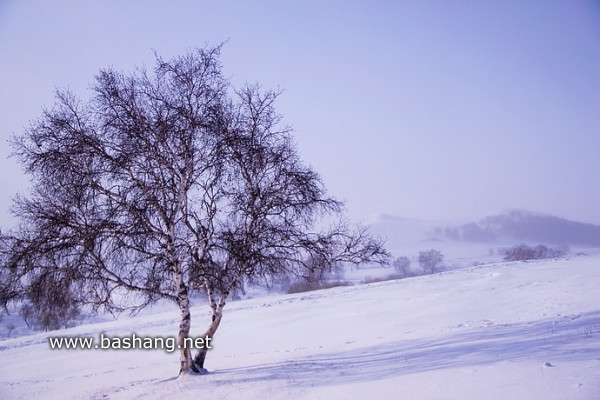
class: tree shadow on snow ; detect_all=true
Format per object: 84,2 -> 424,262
211,310 -> 600,387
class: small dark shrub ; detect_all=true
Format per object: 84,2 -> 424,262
286,280 -> 352,294
503,244 -> 564,261
363,273 -> 403,284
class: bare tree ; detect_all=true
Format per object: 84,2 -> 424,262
18,270 -> 81,331
418,249 -> 443,274
0,45 -> 389,375
393,256 -> 411,277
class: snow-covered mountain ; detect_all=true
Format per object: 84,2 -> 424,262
1,253 -> 599,399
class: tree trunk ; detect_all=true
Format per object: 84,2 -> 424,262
175,269 -> 199,375
193,285 -> 226,371
193,309 -> 223,370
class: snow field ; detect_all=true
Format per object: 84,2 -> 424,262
1,255 -> 599,399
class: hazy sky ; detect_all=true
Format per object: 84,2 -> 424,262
1,1 -> 599,227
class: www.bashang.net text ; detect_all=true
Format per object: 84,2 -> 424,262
48,333 -> 212,353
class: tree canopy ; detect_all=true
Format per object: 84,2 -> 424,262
0,44 -> 389,374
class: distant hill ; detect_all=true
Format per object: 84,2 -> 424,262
434,209 -> 600,247
366,210 -> 600,262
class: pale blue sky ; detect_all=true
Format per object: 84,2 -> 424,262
1,1 -> 599,226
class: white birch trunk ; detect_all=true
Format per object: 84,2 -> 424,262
193,284 -> 227,370
174,267 -> 198,375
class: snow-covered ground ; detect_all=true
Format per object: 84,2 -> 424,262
1,254 -> 599,399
